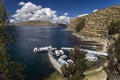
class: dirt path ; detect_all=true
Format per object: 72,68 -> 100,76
85,70 -> 107,80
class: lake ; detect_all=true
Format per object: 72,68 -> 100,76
8,26 -> 79,80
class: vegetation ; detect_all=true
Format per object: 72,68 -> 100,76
75,18 -> 85,32
45,71 -> 66,80
0,0 -> 25,79
114,35 -> 120,75
105,35 -> 120,80
85,70 -> 106,80
108,20 -> 120,35
61,46 -> 86,80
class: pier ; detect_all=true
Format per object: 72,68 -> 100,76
61,47 -> 108,56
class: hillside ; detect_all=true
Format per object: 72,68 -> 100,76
11,21 -> 55,27
69,5 -> 120,40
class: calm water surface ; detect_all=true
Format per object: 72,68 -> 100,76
9,26 -> 79,80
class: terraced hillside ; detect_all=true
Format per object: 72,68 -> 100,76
69,5 -> 120,39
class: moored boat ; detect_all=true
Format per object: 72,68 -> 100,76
48,49 -> 73,74
33,46 -> 56,53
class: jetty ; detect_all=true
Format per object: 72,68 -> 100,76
61,47 -> 108,56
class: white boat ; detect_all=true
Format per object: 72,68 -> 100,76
85,53 -> 98,62
48,50 -> 62,74
33,46 -> 56,53
48,49 -> 73,74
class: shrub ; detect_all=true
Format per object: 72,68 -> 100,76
108,20 -> 120,35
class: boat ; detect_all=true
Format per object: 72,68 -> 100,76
33,46 -> 56,53
48,49 -> 73,74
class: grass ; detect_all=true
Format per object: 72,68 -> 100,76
86,70 -> 103,77
45,58 -> 107,80
45,69 -> 106,80
45,71 -> 66,80
85,70 -> 107,80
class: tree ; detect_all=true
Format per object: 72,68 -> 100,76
105,35 -> 120,80
61,63 -> 75,78
114,35 -> 120,75
0,0 -> 9,29
61,46 -> 86,80
114,35 -> 120,62
69,46 -> 86,80
0,0 -> 25,79
105,44 -> 118,80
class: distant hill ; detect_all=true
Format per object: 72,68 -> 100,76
68,5 -> 120,39
11,21 -> 55,27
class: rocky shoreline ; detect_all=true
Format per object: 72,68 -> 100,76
72,32 -> 113,53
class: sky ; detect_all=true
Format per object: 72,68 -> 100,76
5,0 -> 120,24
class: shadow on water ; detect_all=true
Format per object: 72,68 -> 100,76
8,26 -> 79,80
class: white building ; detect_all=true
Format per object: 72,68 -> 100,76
85,53 -> 98,62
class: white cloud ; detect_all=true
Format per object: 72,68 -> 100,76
19,1 -> 25,6
77,14 -> 88,17
93,9 -> 98,12
10,19 -> 16,23
11,1 -> 70,24
64,13 -> 68,16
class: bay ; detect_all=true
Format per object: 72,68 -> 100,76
8,26 -> 79,80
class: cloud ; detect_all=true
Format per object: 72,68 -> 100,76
10,19 -> 16,23
11,1 -> 70,24
19,1 -> 25,6
77,14 -> 88,17
93,9 -> 98,12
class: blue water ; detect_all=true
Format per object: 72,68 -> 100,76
8,26 -> 79,80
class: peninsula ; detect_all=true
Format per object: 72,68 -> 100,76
10,21 -> 55,27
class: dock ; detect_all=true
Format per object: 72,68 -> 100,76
33,46 -> 108,75
61,47 -> 108,56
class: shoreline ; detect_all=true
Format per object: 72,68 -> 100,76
71,32 -> 110,53
65,28 -> 109,53
9,25 -> 56,27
